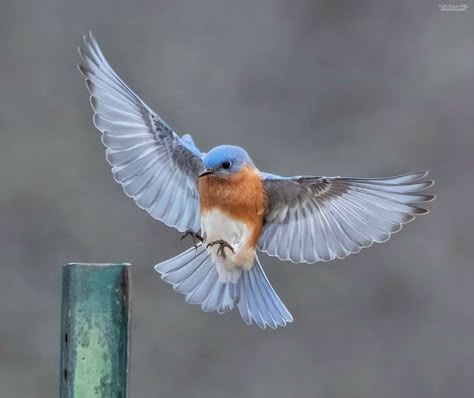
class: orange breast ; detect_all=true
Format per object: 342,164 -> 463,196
198,165 -> 266,248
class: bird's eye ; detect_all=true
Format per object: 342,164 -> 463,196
221,161 -> 232,170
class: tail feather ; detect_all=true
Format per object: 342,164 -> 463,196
156,245 -> 238,314
155,244 -> 293,328
254,260 -> 293,324
237,256 -> 293,329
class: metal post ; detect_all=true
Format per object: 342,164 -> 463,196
60,263 -> 131,398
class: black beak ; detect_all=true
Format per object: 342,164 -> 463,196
198,168 -> 215,178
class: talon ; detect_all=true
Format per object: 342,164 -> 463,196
217,246 -> 227,259
181,230 -> 203,248
206,240 -> 235,259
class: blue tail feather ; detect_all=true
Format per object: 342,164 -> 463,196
155,244 -> 293,328
237,256 -> 293,329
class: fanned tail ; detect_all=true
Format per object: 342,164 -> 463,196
155,244 -> 293,329
156,244 -> 237,314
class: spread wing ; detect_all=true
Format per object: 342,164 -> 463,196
259,172 -> 435,263
78,33 -> 203,232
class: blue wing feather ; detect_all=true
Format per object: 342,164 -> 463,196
260,172 -> 435,263
79,33 -> 203,232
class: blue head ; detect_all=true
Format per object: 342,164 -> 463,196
199,145 -> 255,178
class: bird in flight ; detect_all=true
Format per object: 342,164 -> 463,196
78,33 -> 435,329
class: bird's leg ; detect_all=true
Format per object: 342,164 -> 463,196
206,240 -> 235,259
181,230 -> 204,248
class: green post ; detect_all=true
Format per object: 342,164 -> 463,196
60,263 -> 131,398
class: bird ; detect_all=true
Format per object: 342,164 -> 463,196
78,33 -> 435,329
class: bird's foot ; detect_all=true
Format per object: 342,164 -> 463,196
181,230 -> 204,249
206,240 -> 235,259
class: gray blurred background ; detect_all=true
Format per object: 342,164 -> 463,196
1,1 -> 473,397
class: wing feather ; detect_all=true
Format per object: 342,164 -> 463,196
78,33 -> 203,232
260,172 -> 435,263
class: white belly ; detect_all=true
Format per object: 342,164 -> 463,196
201,209 -> 253,282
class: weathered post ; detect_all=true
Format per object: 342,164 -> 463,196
60,263 -> 131,398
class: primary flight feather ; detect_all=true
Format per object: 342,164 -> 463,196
78,33 -> 435,329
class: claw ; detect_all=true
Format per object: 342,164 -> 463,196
181,230 -> 203,249
206,240 -> 235,259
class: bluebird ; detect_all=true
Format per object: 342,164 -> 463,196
78,34 -> 435,329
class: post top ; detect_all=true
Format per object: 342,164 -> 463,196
64,263 -> 131,267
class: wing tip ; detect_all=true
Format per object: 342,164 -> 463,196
78,31 -> 106,73
424,180 -> 435,189
82,30 -> 97,51
406,170 -> 429,181
424,194 -> 436,202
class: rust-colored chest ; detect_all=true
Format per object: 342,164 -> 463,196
198,166 -> 266,244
